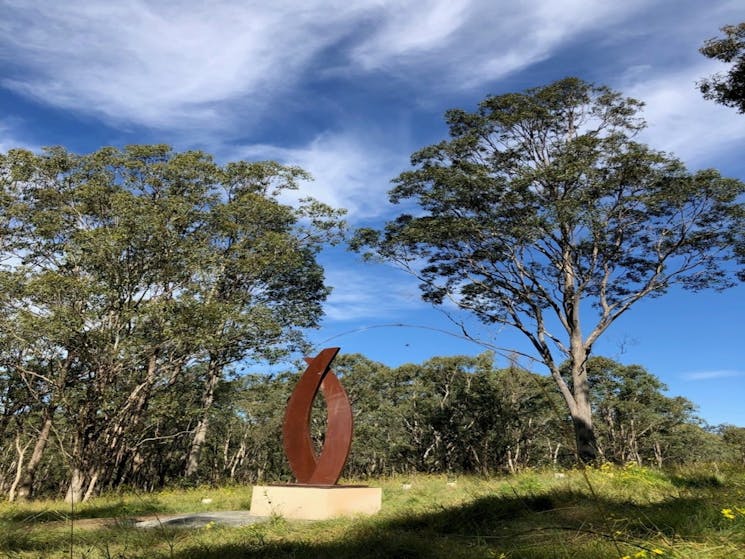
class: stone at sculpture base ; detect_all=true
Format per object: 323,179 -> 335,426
250,485 -> 382,520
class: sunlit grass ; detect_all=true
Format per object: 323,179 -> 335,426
1,465 -> 743,558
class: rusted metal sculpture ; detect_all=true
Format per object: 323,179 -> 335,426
282,347 -> 353,485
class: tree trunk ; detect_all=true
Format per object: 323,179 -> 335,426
228,439 -> 247,480
569,340 -> 598,463
96,352 -> 160,490
65,467 -> 84,504
14,413 -> 55,501
7,434 -> 29,502
570,397 -> 598,463
83,469 -> 99,502
185,359 -> 221,477
653,440 -> 663,468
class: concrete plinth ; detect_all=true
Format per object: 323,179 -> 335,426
250,485 -> 382,520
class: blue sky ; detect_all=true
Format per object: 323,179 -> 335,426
1,0 -> 743,426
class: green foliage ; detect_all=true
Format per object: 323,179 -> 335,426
699,22 -> 745,113
585,357 -> 699,466
720,425 -> 745,465
0,144 -> 344,500
208,352 -> 573,480
0,140 -> 740,502
209,352 -> 729,481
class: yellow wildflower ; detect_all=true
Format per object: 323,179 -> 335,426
651,549 -> 665,556
722,508 -> 736,520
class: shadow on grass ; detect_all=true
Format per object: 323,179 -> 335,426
169,492 -> 726,559
0,499 -> 166,524
669,472 -> 724,489
1,490 -> 729,559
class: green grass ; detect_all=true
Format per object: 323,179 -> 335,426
1,464 -> 744,558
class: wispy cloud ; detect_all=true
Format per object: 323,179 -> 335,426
234,131 -> 407,218
349,0 -> 471,70
0,1 -> 364,130
347,0 -> 650,89
3,1 -> 744,217
683,369 -> 745,381
0,0 -> 648,132
445,0 -> 649,89
621,62 -> 745,168
321,263 -> 423,322
0,118 -> 37,152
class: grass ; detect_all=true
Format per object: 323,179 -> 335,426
1,464 -> 744,558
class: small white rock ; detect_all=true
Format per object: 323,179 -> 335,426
201,498 -> 213,504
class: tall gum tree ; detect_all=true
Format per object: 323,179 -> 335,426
182,160 -> 336,477
353,78 -> 745,462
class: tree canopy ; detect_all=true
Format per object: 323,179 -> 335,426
0,144 -> 344,500
699,22 -> 745,113
353,77 -> 745,462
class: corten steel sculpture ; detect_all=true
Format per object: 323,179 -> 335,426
282,347 -> 352,485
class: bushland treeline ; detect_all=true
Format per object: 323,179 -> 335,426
232,353 -> 744,481
2,343 -> 744,501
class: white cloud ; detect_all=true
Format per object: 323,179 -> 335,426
234,131 -> 407,218
452,0 -> 649,89
683,369 -> 745,381
321,263 -> 423,322
0,0 -> 365,130
622,62 -> 745,167
0,119 -> 36,152
4,1 -> 743,194
350,0 -> 470,69
0,0 -> 649,131
345,0 -> 651,89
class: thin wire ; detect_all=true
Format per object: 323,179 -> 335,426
311,322 -> 542,366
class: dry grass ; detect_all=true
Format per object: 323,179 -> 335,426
1,464 -> 743,558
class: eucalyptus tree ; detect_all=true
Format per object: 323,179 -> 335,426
0,146 -> 107,500
585,357 -> 697,466
391,354 -> 507,473
0,145 -> 343,500
334,352 -> 562,475
181,160 -> 340,478
699,22 -> 745,113
223,372 -> 294,483
721,425 -> 745,465
353,78 -> 745,462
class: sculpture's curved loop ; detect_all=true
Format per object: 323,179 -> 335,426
282,347 -> 353,485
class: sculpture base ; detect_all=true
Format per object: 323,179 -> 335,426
250,484 -> 382,520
